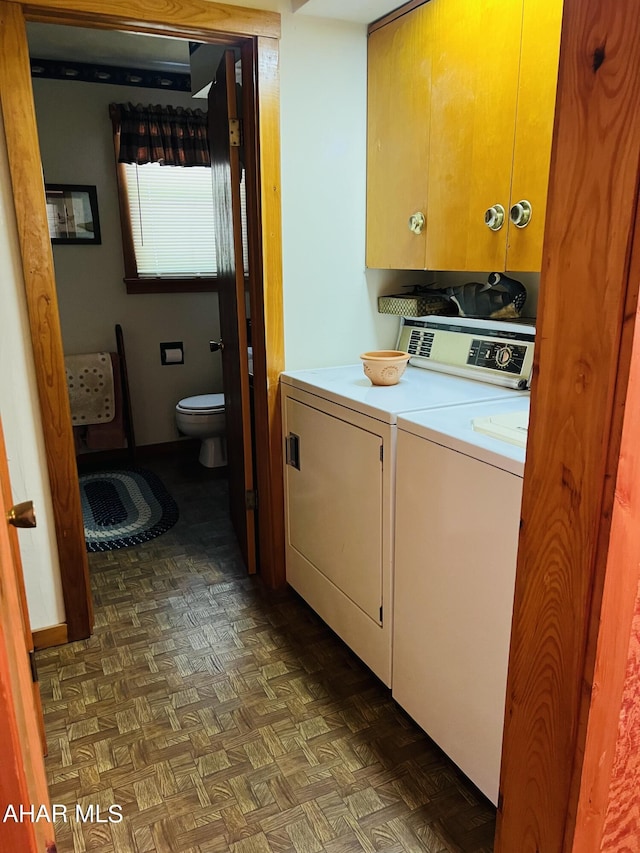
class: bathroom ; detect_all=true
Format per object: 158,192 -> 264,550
29,28 -> 236,489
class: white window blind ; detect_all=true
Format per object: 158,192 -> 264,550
123,162 -> 248,277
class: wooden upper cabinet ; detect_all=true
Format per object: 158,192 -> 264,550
506,0 -> 564,272
426,0 -> 522,272
366,2 -> 433,270
366,0 -> 563,273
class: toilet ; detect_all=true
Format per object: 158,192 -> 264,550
175,393 -> 226,468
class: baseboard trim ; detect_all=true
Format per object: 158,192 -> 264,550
33,623 -> 68,650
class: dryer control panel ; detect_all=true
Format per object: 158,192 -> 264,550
397,316 -> 535,389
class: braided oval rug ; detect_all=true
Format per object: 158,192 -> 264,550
78,468 -> 179,552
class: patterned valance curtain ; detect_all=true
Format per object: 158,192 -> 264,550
109,103 -> 210,167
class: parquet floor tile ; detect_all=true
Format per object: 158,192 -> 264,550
39,457 -> 495,852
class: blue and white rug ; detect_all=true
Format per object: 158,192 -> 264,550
78,468 -> 179,552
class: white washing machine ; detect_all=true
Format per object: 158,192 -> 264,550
281,316 -> 534,688
393,394 -> 530,805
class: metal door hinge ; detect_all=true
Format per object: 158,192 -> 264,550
245,489 -> 258,510
379,445 -> 384,464
379,605 -> 383,623
28,650 -> 38,683
229,118 -> 241,147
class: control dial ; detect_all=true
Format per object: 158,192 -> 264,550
495,345 -> 513,369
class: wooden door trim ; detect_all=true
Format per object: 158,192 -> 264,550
0,0 -> 92,640
1,0 -> 285,642
495,0 -> 640,849
23,0 -> 281,39
248,36 -> 285,587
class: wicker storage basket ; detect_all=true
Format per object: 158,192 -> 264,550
377,289 -> 456,317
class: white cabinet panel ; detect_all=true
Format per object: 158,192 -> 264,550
393,430 -> 522,804
285,397 -> 383,622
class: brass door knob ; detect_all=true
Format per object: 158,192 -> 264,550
510,199 -> 532,228
7,500 -> 36,529
408,212 -> 426,235
209,339 -> 224,352
484,204 -> 506,231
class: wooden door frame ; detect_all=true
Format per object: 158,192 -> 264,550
0,0 -> 285,642
495,0 -> 640,849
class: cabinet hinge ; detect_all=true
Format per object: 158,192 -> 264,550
229,118 -> 241,147
379,605 -> 383,623
28,649 -> 38,683
380,445 -> 384,464
245,489 -> 258,510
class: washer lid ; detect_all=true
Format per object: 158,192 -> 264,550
178,393 -> 224,411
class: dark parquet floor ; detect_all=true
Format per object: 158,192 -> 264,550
38,455 -> 495,853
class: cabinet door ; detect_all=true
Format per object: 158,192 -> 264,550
285,398 -> 383,622
426,0 -> 523,272
366,3 -> 433,270
506,0 -> 563,272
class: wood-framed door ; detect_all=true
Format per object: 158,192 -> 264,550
209,48 -> 256,573
0,0 -> 285,642
0,418 -> 53,853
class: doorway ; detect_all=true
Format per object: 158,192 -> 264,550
0,0 -> 286,644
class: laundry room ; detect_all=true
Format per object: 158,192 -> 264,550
2,0 -> 639,851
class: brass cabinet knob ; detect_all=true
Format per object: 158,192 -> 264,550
7,500 -> 36,529
484,204 -> 506,231
510,199 -> 532,228
408,212 -> 426,235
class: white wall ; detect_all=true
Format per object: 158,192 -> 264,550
279,13 -> 378,367
0,111 -> 66,630
32,79 -> 222,446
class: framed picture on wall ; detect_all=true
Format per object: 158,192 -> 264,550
45,184 -> 101,244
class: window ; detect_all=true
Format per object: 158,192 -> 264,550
118,162 -> 249,293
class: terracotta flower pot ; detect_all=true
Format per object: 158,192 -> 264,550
360,350 -> 410,386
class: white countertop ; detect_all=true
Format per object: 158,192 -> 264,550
397,396 -> 531,476
280,364 -> 528,424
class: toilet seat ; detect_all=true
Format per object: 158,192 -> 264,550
176,393 -> 224,414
